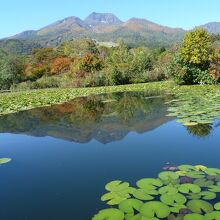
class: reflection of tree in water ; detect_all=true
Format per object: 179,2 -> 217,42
0,91 -> 173,143
186,124 -> 213,138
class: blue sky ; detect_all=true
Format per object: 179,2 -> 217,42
1,0 -> 220,38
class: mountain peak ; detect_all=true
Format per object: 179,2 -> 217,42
85,12 -> 122,27
200,22 -> 220,34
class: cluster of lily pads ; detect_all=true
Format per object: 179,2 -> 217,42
92,164 -> 220,220
166,89 -> 220,126
0,82 -> 167,116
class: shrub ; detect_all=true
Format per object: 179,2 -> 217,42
35,76 -> 62,88
167,54 -> 217,85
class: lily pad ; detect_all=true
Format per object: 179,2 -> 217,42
105,180 -> 130,192
184,213 -> 205,220
0,158 -> 12,164
199,191 -> 216,200
179,184 -> 201,194
92,208 -> 124,220
205,211 -> 220,220
170,204 -> 187,214
132,189 -> 154,201
194,165 -> 207,172
194,179 -> 214,187
101,191 -> 131,205
125,213 -> 158,220
119,199 -> 143,215
160,193 -> 186,206
178,165 -> 195,172
208,185 -> 220,193
205,168 -> 220,176
140,201 -> 170,219
158,171 -> 179,181
159,185 -> 178,195
187,193 -> 201,200
215,203 -> 220,211
136,178 -> 163,189
176,171 -> 187,177
186,171 -> 205,179
187,200 -> 213,214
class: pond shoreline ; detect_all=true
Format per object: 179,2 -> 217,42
0,81 -> 220,116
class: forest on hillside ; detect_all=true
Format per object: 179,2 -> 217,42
0,29 -> 220,90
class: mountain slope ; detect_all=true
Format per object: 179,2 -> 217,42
200,22 -> 220,34
0,12 -> 185,54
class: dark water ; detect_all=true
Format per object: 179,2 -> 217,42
0,91 -> 219,220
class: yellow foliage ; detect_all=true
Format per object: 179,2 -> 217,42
180,28 -> 213,65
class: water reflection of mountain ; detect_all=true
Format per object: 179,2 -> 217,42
0,92 -> 173,144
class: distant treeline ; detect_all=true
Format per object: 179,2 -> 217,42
0,29 -> 220,90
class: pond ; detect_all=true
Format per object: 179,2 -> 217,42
0,91 -> 220,220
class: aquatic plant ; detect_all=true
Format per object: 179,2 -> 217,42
92,164 -> 220,220
166,86 -> 220,127
0,158 -> 12,164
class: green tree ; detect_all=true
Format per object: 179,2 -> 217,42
0,55 -> 23,89
180,28 -> 213,67
168,29 -> 218,84
58,39 -> 98,58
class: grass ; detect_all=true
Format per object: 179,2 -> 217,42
1,81 -> 220,116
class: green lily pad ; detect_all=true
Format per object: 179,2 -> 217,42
194,165 -> 208,172
168,214 -> 185,220
207,175 -> 220,182
105,180 -> 130,192
194,179 -> 214,187
178,165 -> 195,172
0,158 -> 12,164
136,178 -> 163,189
125,213 -> 158,220
205,168 -> 220,176
215,203 -> 220,211
198,191 -> 216,200
205,211 -> 220,220
92,208 -> 124,220
159,185 -> 178,195
101,191 -> 131,205
179,184 -> 201,194
119,199 -> 143,215
186,171 -> 205,179
102,180 -> 135,205
140,201 -> 170,219
160,193 -> 186,206
187,200 -> 213,214
208,185 -> 220,193
176,171 -> 187,177
170,204 -> 187,213
158,171 -> 179,181
187,193 -> 201,200
184,213 -> 205,220
132,189 -> 155,201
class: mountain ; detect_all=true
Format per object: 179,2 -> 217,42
200,22 -> 220,34
0,12 -> 185,54
123,18 -> 182,33
84,12 -> 122,27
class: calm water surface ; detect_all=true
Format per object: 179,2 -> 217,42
0,91 -> 219,220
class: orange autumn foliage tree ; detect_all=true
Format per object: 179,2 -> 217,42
51,57 -> 73,75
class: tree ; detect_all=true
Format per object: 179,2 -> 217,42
168,29 -> 218,84
0,55 -> 23,89
180,28 -> 213,67
51,57 -> 72,75
57,39 -> 98,58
